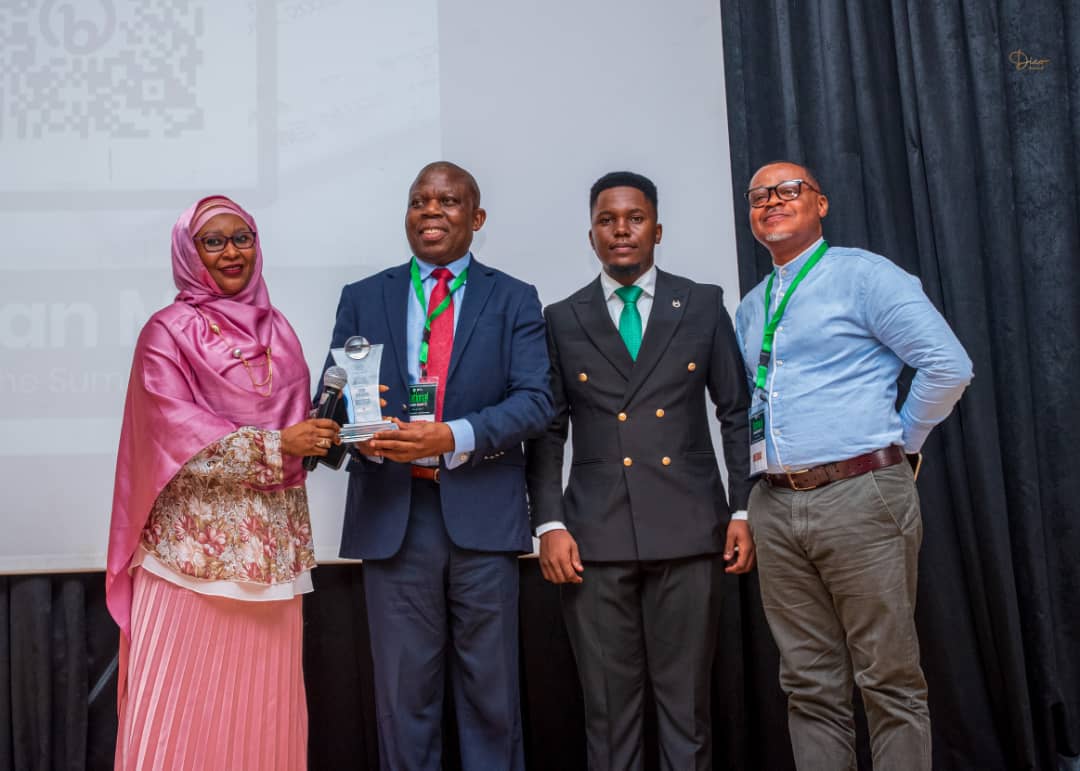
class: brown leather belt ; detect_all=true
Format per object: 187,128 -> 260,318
410,465 -> 440,483
764,446 -> 904,491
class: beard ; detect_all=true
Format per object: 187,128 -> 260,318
764,231 -> 793,243
606,262 -> 643,278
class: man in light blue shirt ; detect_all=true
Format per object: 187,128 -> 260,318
734,161 -> 972,771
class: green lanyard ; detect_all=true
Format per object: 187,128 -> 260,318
753,240 -> 829,392
410,257 -> 468,375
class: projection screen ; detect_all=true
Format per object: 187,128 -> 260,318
0,0 -> 740,572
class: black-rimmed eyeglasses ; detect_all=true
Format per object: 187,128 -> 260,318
198,231 -> 257,252
744,179 -> 820,208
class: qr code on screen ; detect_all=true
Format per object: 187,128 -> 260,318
0,0 -> 204,141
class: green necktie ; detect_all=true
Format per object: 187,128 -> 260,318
614,285 -> 644,360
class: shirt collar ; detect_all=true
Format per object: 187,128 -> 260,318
414,251 -> 472,280
773,237 -> 825,273
599,263 -> 657,301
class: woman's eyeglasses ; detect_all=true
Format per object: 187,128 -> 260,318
198,231 -> 257,252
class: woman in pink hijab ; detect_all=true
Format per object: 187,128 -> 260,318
107,196 -> 338,770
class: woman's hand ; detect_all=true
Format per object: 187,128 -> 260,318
281,418 -> 340,457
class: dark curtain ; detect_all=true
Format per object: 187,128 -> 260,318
2,563 -> 774,771
0,574 -> 117,771
720,1 -> 1080,769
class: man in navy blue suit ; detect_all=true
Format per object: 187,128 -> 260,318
324,161 -> 554,770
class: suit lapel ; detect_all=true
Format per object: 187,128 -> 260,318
447,257 -> 495,384
622,270 -> 688,406
381,264 -> 410,387
571,278 -> 633,381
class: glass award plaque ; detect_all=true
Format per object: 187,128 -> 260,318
331,336 -> 397,443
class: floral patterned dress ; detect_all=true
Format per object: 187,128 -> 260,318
136,426 -> 316,597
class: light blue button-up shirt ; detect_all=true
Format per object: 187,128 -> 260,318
734,239 -> 972,473
407,252 -> 475,467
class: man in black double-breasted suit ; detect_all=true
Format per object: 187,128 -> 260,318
526,171 -> 755,771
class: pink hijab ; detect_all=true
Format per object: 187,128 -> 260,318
106,196 -> 311,639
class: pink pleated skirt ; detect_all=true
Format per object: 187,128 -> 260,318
115,568 -> 308,771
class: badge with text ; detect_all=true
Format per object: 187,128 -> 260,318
408,381 -> 438,422
749,398 -> 768,476
409,379 -> 439,465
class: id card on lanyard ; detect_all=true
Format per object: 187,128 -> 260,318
749,241 -> 828,475
749,399 -> 768,476
409,379 -> 439,465
409,381 -> 438,422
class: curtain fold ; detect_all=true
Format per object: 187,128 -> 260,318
720,1 -> 1080,768
0,574 -> 114,771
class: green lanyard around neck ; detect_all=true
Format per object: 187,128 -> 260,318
753,240 -> 829,393
410,257 -> 468,374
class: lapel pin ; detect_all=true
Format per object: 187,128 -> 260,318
672,299 -> 681,308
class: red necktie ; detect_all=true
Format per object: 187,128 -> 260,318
426,267 -> 454,420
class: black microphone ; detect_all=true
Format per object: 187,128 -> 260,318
304,366 -> 348,471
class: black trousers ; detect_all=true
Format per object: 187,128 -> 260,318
363,479 -> 524,771
560,554 -> 723,771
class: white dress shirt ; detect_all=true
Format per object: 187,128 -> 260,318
600,262 -> 657,330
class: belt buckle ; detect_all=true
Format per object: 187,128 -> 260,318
411,465 -> 440,484
785,468 -> 817,491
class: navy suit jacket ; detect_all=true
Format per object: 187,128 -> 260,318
325,257 -> 554,559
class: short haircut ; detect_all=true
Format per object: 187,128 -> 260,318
590,171 -> 658,212
412,161 -> 481,207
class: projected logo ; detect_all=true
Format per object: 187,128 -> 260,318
0,0 -> 276,209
